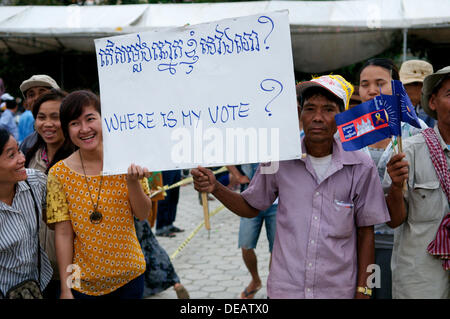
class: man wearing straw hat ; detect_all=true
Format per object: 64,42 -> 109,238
385,66 -> 450,299
399,59 -> 434,128
192,75 -> 390,299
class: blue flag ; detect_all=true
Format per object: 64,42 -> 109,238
335,80 -> 422,151
391,80 -> 422,130
335,100 -> 392,151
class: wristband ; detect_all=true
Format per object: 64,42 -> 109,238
357,286 -> 372,296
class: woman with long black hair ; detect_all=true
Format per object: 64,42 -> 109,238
357,58 -> 427,299
24,88 -> 76,298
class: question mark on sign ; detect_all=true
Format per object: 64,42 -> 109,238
260,79 -> 283,117
257,15 -> 274,49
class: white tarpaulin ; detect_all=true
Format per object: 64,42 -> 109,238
0,0 -> 449,72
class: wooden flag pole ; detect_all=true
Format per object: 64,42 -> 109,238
391,136 -> 397,154
201,192 -> 211,238
150,166 -> 228,199
150,167 -> 228,238
199,167 -> 229,238
397,135 -> 408,192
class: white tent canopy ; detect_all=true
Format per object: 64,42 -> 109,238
0,0 -> 449,72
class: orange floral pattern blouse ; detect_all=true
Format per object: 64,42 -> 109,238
46,160 -> 148,296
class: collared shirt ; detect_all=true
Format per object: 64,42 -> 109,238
242,137 -> 390,299
0,169 -> 53,296
383,125 -> 450,299
18,110 -> 34,143
373,119 -> 428,247
19,131 -> 38,155
0,109 -> 19,140
28,147 -> 48,173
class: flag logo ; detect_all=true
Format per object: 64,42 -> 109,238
336,100 -> 391,151
338,109 -> 389,143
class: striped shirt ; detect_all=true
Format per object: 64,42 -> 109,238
0,169 -> 52,296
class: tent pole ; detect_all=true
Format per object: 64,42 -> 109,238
402,28 -> 408,62
60,54 -> 64,89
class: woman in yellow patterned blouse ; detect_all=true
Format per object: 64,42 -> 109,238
46,90 -> 152,299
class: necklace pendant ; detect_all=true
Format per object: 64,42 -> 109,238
90,210 -> 103,224
80,151 -> 104,225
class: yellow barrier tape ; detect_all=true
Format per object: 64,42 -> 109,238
150,166 -> 228,198
170,205 -> 225,261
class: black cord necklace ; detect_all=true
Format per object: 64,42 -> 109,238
79,151 -> 103,224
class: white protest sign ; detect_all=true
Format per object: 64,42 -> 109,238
95,10 -> 301,175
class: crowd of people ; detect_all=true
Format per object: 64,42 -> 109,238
0,57 -> 449,299
0,75 -> 188,299
192,58 -> 450,299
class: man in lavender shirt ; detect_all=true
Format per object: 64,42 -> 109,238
192,75 -> 390,299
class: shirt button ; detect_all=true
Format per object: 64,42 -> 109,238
311,240 -> 315,244
314,216 -> 318,220
307,288 -> 311,292
308,263 -> 313,267
315,191 -> 320,196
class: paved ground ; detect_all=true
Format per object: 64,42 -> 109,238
146,182 -> 271,299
